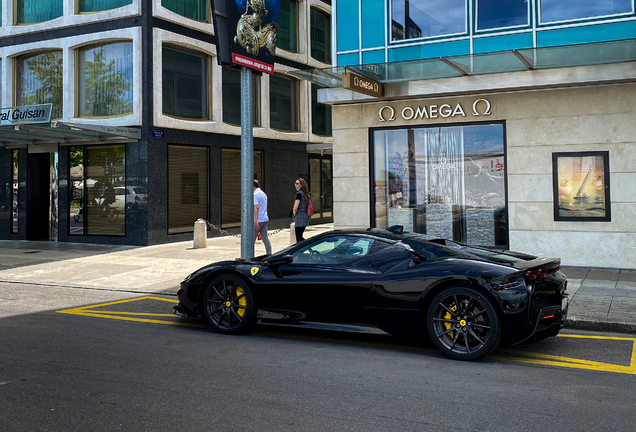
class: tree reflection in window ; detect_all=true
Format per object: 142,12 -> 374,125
16,51 -> 63,119
78,43 -> 133,117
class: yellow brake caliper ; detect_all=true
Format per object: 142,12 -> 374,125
236,287 -> 247,318
444,305 -> 458,338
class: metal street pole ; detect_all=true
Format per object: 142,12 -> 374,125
240,66 -> 255,259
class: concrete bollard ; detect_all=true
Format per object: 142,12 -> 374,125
289,222 -> 296,245
193,218 -> 208,249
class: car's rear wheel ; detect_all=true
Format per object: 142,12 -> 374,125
426,286 -> 501,361
202,274 -> 257,334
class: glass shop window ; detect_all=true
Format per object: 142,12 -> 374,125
373,123 -> 507,248
222,67 -> 260,126
69,145 -> 127,236
16,51 -> 63,120
78,0 -> 132,13
12,150 -> 19,234
221,149 -> 263,228
391,0 -> 466,41
16,0 -> 63,24
552,151 -> 611,222
168,145 -> 209,234
540,0 -> 632,24
477,0 -> 529,31
162,45 -> 210,120
77,42 -> 133,117
278,0 -> 298,52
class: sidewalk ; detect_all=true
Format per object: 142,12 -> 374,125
1,224 -> 635,334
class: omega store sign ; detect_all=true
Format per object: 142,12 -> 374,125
378,99 -> 492,122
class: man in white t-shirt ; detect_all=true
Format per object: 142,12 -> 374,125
253,180 -> 272,255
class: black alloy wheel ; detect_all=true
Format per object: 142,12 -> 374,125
202,274 -> 257,334
426,286 -> 501,361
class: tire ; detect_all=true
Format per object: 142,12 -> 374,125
202,274 -> 257,334
426,286 -> 501,361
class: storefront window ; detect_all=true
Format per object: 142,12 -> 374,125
310,8 -> 331,63
162,45 -> 209,120
477,0 -> 529,31
391,0 -> 466,41
222,67 -> 260,126
278,0 -> 298,52
311,83 -> 331,136
69,147 -> 84,235
11,150 -> 19,234
540,0 -> 632,24
168,145 -> 208,234
78,0 -> 132,13
269,74 -> 298,131
161,0 -> 209,21
373,124 -> 507,247
78,42 -> 133,117
16,51 -> 63,120
221,149 -> 263,228
16,0 -> 62,24
85,145 -> 126,236
552,151 -> 611,222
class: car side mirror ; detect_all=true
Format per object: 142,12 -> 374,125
267,254 -> 293,267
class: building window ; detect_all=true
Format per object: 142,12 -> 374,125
477,0 -> 529,31
16,51 -> 63,120
168,145 -> 208,234
311,84 -> 331,136
221,149 -> 263,228
373,124 -> 507,247
161,0 -> 209,21
69,145 -> 127,237
222,67 -> 260,126
162,45 -> 209,120
278,0 -> 298,52
78,0 -> 132,13
269,74 -> 298,131
391,0 -> 466,41
540,0 -> 632,24
11,150 -> 19,234
16,0 -> 63,24
78,42 -> 133,117
310,8 -> 331,63
552,151 -> 611,222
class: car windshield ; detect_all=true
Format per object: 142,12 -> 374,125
133,187 -> 147,194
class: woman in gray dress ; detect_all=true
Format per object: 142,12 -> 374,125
292,178 -> 310,242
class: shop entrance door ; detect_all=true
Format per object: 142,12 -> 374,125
308,155 -> 333,224
26,151 -> 58,241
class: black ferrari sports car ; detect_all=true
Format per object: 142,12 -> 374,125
174,226 -> 569,360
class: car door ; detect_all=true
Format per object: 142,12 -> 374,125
257,235 -> 376,322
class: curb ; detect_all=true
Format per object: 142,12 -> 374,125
564,318 -> 636,335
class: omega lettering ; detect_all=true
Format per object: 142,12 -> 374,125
378,100 -> 487,122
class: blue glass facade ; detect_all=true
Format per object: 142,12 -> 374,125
336,0 -> 636,66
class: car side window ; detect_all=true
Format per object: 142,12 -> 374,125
292,236 -> 374,266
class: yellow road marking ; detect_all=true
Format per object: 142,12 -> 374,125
57,297 -> 636,375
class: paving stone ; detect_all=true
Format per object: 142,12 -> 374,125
560,266 -> 589,279
586,268 -> 620,281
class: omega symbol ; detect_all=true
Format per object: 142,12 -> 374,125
378,105 -> 396,122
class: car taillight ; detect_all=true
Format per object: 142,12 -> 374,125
525,268 -> 548,280
136,196 -> 140,202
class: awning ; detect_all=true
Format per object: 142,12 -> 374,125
289,38 -> 636,87
0,122 -> 141,148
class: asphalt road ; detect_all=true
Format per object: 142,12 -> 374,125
1,282 -> 635,431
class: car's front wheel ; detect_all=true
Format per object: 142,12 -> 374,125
202,274 -> 257,334
426,286 -> 501,360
